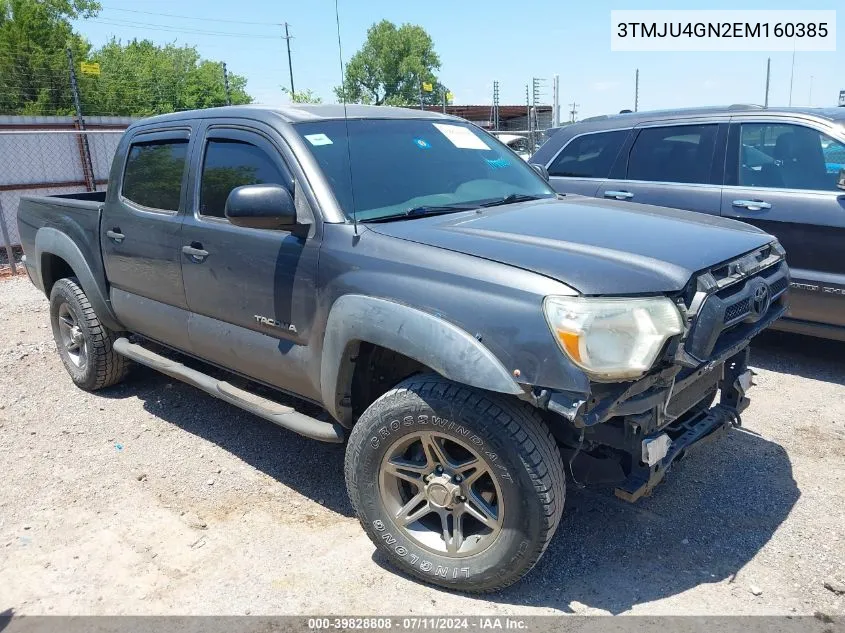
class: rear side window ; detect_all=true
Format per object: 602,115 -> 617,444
199,139 -> 291,218
547,130 -> 628,178
627,124 -> 717,184
122,140 -> 188,211
738,123 -> 845,191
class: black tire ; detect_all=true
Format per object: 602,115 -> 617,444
345,374 -> 565,592
49,277 -> 129,391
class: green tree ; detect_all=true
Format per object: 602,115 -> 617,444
334,20 -> 447,107
0,0 -> 99,115
0,2 -> 253,117
186,60 -> 251,110
282,87 -> 322,104
81,39 -> 252,116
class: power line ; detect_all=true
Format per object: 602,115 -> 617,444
88,18 -> 280,39
99,5 -> 275,26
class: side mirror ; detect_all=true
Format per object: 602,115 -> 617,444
530,163 -> 550,182
838,168 -> 845,191
224,184 -> 296,230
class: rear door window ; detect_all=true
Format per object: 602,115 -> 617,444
547,130 -> 628,178
122,140 -> 188,211
627,124 -> 718,184
738,123 -> 845,191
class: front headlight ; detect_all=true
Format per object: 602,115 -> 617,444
544,296 -> 684,381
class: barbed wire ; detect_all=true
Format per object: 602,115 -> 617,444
0,46 -> 260,118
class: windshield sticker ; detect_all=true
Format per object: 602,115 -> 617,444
304,133 -> 333,146
432,123 -> 490,150
413,138 -> 431,149
486,157 -> 510,169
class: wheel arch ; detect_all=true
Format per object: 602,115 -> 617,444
321,294 -> 523,427
34,227 -> 122,331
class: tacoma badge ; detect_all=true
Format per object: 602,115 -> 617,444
254,315 -> 297,333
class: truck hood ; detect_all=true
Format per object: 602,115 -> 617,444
366,197 -> 774,295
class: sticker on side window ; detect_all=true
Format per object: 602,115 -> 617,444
304,133 -> 333,146
432,123 -> 490,150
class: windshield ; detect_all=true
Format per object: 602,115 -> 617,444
294,118 -> 555,221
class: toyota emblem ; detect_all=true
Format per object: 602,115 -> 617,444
750,281 -> 771,320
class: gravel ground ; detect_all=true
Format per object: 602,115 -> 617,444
1,275 -> 844,616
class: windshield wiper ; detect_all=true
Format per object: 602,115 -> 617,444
478,193 -> 544,208
361,194 -> 547,223
362,204 -> 478,223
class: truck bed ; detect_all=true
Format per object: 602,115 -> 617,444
17,191 -> 106,294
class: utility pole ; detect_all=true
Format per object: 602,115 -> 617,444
764,58 -> 771,107
788,48 -> 796,106
66,47 -> 95,192
634,68 -> 639,112
526,84 -> 532,149
532,77 -> 546,146
492,80 -> 500,130
532,77 -> 546,124
569,102 -> 579,123
552,74 -> 560,127
532,77 -> 546,107
282,23 -> 295,95
222,62 -> 232,106
442,89 -> 447,114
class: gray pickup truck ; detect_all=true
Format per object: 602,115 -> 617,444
18,105 -> 788,592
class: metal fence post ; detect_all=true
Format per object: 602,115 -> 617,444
0,198 -> 18,275
66,48 -> 96,192
223,62 -> 232,106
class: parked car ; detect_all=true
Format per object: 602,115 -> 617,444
18,105 -> 787,592
531,105 -> 845,341
491,132 -> 531,160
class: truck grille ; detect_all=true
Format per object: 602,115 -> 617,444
681,244 -> 789,364
723,297 -> 751,323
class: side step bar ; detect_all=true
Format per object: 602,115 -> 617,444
113,338 -> 345,443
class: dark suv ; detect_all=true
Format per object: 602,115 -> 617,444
532,105 -> 845,341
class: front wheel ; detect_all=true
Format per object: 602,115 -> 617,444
345,375 -> 565,592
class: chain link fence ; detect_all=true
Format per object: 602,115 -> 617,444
0,124 -> 128,276
0,101 -> 559,277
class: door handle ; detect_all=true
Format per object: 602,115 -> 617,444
106,228 -> 125,243
604,190 -> 634,200
182,243 -> 209,262
732,199 -> 772,211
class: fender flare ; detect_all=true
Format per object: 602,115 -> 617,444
320,294 -> 522,425
34,227 -> 122,331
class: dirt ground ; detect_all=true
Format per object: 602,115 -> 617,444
1,275 -> 844,616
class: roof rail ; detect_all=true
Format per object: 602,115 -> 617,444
580,104 -> 767,122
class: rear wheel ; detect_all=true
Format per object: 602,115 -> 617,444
49,277 -> 129,391
345,374 -> 565,592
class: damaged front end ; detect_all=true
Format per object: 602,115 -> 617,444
543,244 -> 789,502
